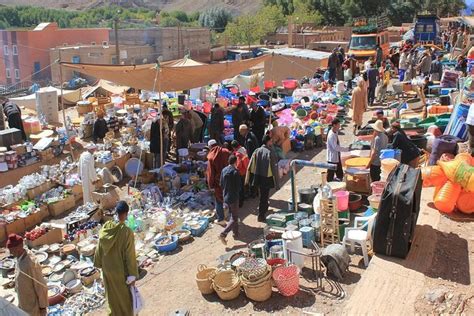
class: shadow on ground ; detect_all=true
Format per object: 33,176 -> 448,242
379,224 -> 471,286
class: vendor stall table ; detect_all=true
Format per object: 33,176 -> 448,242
0,155 -> 65,188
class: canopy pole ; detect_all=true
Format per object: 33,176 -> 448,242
158,72 -> 165,182
58,49 -> 75,161
268,53 -> 275,128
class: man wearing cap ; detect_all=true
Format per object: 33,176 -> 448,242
249,102 -> 266,146
206,139 -> 231,225
366,120 -> 388,181
79,143 -> 98,204
239,124 -> 259,158
94,201 -> 138,316
7,234 -> 48,316
326,118 -> 349,182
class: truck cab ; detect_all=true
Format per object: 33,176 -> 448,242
413,13 -> 441,48
347,17 -> 390,61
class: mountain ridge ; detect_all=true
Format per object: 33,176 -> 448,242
0,0 -> 262,15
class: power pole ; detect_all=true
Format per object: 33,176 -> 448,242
114,17 -> 120,64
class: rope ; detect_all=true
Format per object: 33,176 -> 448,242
1,60 -> 58,94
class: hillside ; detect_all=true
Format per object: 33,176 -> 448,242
0,0 -> 262,15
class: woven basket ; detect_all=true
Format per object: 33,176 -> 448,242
242,278 -> 272,302
237,257 -> 268,279
212,270 -> 241,301
196,264 -> 217,295
240,265 -> 272,285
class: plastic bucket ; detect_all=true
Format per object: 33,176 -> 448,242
371,181 -> 386,195
334,190 -> 349,211
379,149 -> 401,161
434,181 -> 462,214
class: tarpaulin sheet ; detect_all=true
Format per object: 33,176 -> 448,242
82,79 -> 130,98
10,86 -> 80,110
61,55 -> 270,92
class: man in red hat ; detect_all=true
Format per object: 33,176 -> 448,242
7,234 -> 48,316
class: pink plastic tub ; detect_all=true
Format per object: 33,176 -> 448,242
334,190 -> 349,211
371,181 -> 386,195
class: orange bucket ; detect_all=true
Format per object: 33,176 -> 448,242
456,191 -> 474,214
421,166 -> 447,188
434,181 -> 462,214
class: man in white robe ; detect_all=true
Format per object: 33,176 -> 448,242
79,143 -> 97,204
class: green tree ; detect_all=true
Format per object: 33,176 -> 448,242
264,0 -> 295,15
256,5 -> 287,33
224,15 -> 261,47
199,7 -> 232,32
168,11 -> 189,23
291,0 -> 323,24
160,16 -> 180,27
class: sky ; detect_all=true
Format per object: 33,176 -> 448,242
465,0 -> 474,14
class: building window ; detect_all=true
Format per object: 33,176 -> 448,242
14,69 -> 19,79
63,43 -> 68,46
12,45 -> 18,55
102,41 -> 108,46
6,68 -> 10,78
72,56 -> 80,64
3,45 -> 8,56
91,42 -> 96,45
34,62 -> 40,74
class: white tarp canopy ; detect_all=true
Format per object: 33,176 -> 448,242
9,86 -> 81,111
224,72 -> 264,91
81,79 -> 131,98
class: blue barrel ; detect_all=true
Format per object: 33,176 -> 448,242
299,226 -> 315,248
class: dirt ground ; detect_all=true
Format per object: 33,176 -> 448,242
3,106 -> 473,315
87,109 -> 471,315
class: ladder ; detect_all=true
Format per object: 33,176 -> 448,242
319,197 -> 340,247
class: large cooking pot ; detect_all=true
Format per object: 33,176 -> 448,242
348,193 -> 363,212
298,188 -> 317,205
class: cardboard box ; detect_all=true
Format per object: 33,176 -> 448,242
5,219 -> 26,235
37,204 -> 49,222
24,212 -> 40,229
48,195 -> 76,217
26,228 -> 63,248
114,154 -> 130,171
26,181 -> 54,200
0,223 -> 6,243
92,185 -> 121,210
38,149 -> 54,162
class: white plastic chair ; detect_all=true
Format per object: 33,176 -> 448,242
342,213 -> 377,267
